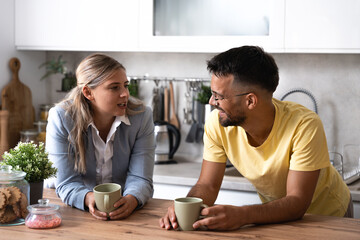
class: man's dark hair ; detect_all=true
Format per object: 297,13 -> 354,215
207,46 -> 279,93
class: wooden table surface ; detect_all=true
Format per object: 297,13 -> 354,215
1,188 -> 360,240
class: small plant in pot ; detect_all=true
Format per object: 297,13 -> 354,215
190,84 -> 214,143
196,84 -> 212,105
1,142 -> 57,204
39,55 -> 77,92
196,84 -> 214,124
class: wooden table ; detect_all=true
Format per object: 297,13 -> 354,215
1,188 -> 360,240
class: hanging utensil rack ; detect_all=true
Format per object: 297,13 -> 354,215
128,76 -> 210,83
128,76 -> 210,126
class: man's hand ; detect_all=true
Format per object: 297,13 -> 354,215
193,205 -> 244,231
159,160 -> 226,230
159,204 -> 179,230
108,194 -> 138,220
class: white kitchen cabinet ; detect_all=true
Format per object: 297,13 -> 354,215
153,183 -> 261,206
138,0 -> 285,53
15,0 -> 139,51
285,0 -> 360,53
15,0 -> 360,53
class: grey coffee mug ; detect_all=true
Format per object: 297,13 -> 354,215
93,183 -> 122,213
174,197 -> 208,231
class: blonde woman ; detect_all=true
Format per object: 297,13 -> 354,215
46,53 -> 155,220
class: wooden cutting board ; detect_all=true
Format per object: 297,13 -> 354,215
0,110 -> 9,158
1,57 -> 35,148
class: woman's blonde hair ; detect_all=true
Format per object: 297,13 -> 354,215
58,53 -> 144,174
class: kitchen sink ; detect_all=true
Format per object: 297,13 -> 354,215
224,167 -> 243,177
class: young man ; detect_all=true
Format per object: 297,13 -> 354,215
160,46 -> 352,231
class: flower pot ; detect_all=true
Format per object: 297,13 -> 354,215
29,181 -> 44,205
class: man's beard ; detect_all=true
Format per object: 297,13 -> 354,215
216,106 -> 246,127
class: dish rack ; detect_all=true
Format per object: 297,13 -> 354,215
329,144 -> 360,184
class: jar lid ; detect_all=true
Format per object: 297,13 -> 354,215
20,129 -> 39,136
33,121 -> 47,126
27,199 -> 60,214
40,104 -> 53,110
0,165 -> 26,181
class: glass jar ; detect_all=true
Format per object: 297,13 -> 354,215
20,129 -> 39,144
0,165 -> 30,226
33,121 -> 47,143
25,199 -> 62,229
39,104 -> 52,121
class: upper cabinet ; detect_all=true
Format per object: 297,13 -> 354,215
138,0 -> 285,53
15,0 -> 139,51
285,0 -> 360,53
15,0 -> 360,53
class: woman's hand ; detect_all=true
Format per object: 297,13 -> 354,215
108,194 -> 138,220
85,192 -> 108,221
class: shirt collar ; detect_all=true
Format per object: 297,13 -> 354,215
117,115 -> 131,126
88,115 -> 131,128
88,115 -> 131,139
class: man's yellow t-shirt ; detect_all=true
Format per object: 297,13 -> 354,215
203,98 -> 350,216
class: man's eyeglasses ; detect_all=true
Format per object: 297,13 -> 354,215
211,91 -> 251,102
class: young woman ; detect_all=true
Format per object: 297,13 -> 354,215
46,53 -> 155,220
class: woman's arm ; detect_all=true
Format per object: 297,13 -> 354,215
123,107 -> 155,208
46,106 -> 91,210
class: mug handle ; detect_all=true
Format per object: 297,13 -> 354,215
199,204 -> 208,219
104,195 -> 109,210
198,204 -> 209,230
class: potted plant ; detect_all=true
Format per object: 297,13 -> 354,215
196,83 -> 214,122
191,84 -> 214,142
128,78 -> 139,98
196,84 -> 212,105
0,142 -> 57,204
39,55 -> 77,92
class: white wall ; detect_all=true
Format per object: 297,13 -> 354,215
0,0 -> 46,118
274,54 -> 360,154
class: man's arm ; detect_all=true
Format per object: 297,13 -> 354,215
159,160 -> 226,229
187,160 -> 227,206
247,169 -> 320,223
193,169 -> 320,230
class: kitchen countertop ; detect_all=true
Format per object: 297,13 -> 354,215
154,156 -> 360,201
2,188 -> 360,240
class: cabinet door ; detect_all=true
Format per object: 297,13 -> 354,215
285,0 -> 360,53
139,0 -> 285,53
15,0 -> 139,51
